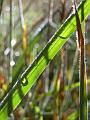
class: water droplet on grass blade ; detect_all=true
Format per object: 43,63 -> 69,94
21,78 -> 28,86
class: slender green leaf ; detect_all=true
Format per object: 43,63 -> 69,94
67,111 -> 79,120
64,79 -> 90,91
0,0 -> 90,119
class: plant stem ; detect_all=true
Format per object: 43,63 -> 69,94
73,1 -> 87,119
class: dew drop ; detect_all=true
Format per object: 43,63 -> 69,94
21,77 -> 28,86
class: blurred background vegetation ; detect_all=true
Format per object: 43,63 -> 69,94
0,0 -> 90,119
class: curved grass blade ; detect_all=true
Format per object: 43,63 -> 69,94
0,0 -> 90,119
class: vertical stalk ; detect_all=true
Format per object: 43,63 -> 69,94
9,0 -> 12,82
81,3 -> 88,120
79,26 -> 84,120
73,1 -> 87,119
18,0 -> 28,65
0,0 -> 3,15
58,1 -> 67,119
7,0 -> 13,116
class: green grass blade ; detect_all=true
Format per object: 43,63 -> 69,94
0,0 -> 90,119
64,79 -> 90,92
67,111 -> 79,120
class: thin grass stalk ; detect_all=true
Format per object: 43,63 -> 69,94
59,0 -> 66,22
18,0 -> 29,66
73,1 -> 87,119
84,62 -> 88,120
9,0 -> 12,82
81,4 -> 88,119
48,1 -> 57,119
79,25 -> 84,120
0,0 -> 3,15
7,0 -> 13,116
58,1 -> 68,119
80,3 -> 88,120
